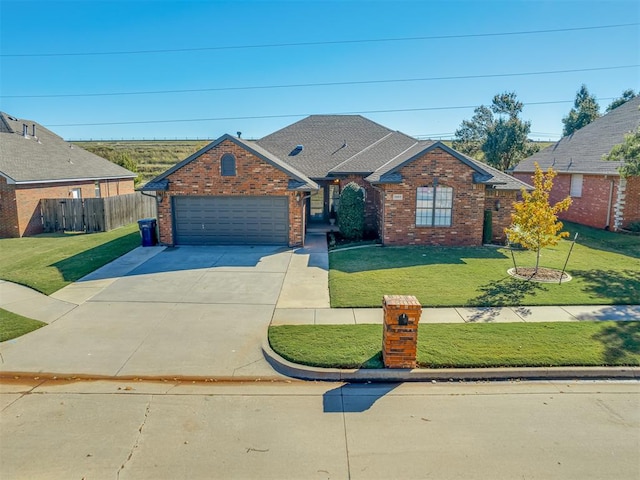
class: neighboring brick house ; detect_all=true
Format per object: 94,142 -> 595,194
513,96 -> 640,231
141,115 -> 532,247
0,112 -> 137,237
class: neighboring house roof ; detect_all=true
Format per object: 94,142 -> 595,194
0,112 -> 136,184
514,96 -> 640,175
140,133 -> 318,191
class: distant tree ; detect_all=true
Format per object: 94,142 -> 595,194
606,89 -> 638,112
453,92 -> 539,171
505,163 -> 572,273
113,152 -> 138,173
604,127 -> 640,177
337,182 -> 365,240
452,105 -> 493,158
562,84 -> 600,136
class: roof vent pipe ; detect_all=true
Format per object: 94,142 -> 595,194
237,131 -> 242,138
22,124 -> 28,137
32,124 -> 36,137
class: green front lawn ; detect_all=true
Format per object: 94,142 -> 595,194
0,308 -> 46,342
0,223 -> 141,295
329,223 -> 640,307
269,322 -> 640,369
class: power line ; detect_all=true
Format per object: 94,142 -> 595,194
3,23 -> 637,58
46,98 -> 617,128
3,65 -> 637,99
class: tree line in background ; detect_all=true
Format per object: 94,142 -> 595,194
453,87 -> 638,173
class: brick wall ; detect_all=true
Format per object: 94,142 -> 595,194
484,189 -> 518,244
621,176 -> 640,228
8,178 -> 134,237
0,176 -> 18,237
513,172 -> 619,230
157,139 -> 304,247
379,148 -> 486,246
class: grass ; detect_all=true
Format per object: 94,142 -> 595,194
0,308 -> 46,342
329,222 -> 640,307
74,140 -> 209,183
0,223 -> 141,295
269,322 -> 640,369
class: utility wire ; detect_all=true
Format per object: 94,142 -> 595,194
3,65 -> 637,99
46,98 -> 617,128
3,23 -> 637,57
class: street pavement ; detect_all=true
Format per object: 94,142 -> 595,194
1,379 -> 638,479
0,233 -> 639,381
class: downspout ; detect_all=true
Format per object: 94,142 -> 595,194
606,179 -> 614,230
371,184 -> 386,245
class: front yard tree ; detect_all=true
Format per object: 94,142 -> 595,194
505,163 -> 572,273
338,182 -> 365,240
562,84 -> 600,136
453,92 -> 538,171
604,127 -> 640,177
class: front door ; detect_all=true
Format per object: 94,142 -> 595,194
309,188 -> 325,222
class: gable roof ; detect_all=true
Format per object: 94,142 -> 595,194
139,133 -> 318,191
366,141 -> 532,190
514,96 -> 640,175
256,115 -> 397,178
0,112 -> 136,184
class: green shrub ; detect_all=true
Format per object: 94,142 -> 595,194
626,221 -> 640,233
337,182 -> 365,240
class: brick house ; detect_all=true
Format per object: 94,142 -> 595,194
513,96 -> 640,231
141,115 -> 532,247
0,112 -> 137,237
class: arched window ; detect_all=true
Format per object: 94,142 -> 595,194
221,153 -> 236,176
416,185 -> 453,227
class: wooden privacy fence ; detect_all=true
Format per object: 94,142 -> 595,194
41,192 -> 157,233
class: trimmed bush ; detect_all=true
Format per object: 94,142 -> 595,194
338,182 -> 365,240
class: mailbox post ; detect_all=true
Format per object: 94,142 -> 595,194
382,295 -> 421,368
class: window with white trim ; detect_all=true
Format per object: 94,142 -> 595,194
221,153 -> 236,176
416,185 -> 453,227
570,174 -> 583,197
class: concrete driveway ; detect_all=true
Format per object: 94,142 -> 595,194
0,241 -> 329,379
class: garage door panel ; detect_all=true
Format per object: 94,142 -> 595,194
173,196 -> 289,245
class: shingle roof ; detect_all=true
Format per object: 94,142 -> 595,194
256,115 -> 396,178
0,112 -> 136,184
514,96 -> 640,175
365,141 -> 532,190
139,134 -> 318,191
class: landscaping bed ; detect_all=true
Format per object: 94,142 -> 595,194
269,322 -> 640,369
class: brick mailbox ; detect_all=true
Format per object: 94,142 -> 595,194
382,295 -> 422,368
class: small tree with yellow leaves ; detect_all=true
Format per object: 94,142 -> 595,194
505,163 -> 572,273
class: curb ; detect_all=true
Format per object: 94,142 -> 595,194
262,340 -> 640,382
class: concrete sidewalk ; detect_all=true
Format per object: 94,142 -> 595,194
272,304 -> 640,325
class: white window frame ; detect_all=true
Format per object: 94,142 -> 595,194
70,188 -> 82,199
94,181 -> 101,198
416,185 -> 453,227
570,174 -> 583,197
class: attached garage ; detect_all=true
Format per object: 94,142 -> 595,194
173,196 -> 289,245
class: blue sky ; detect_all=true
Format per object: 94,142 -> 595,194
1,0 -> 638,141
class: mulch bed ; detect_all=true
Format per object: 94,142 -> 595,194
508,267 -> 572,283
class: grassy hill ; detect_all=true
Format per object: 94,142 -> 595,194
73,139 -> 555,185
73,140 -> 210,184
